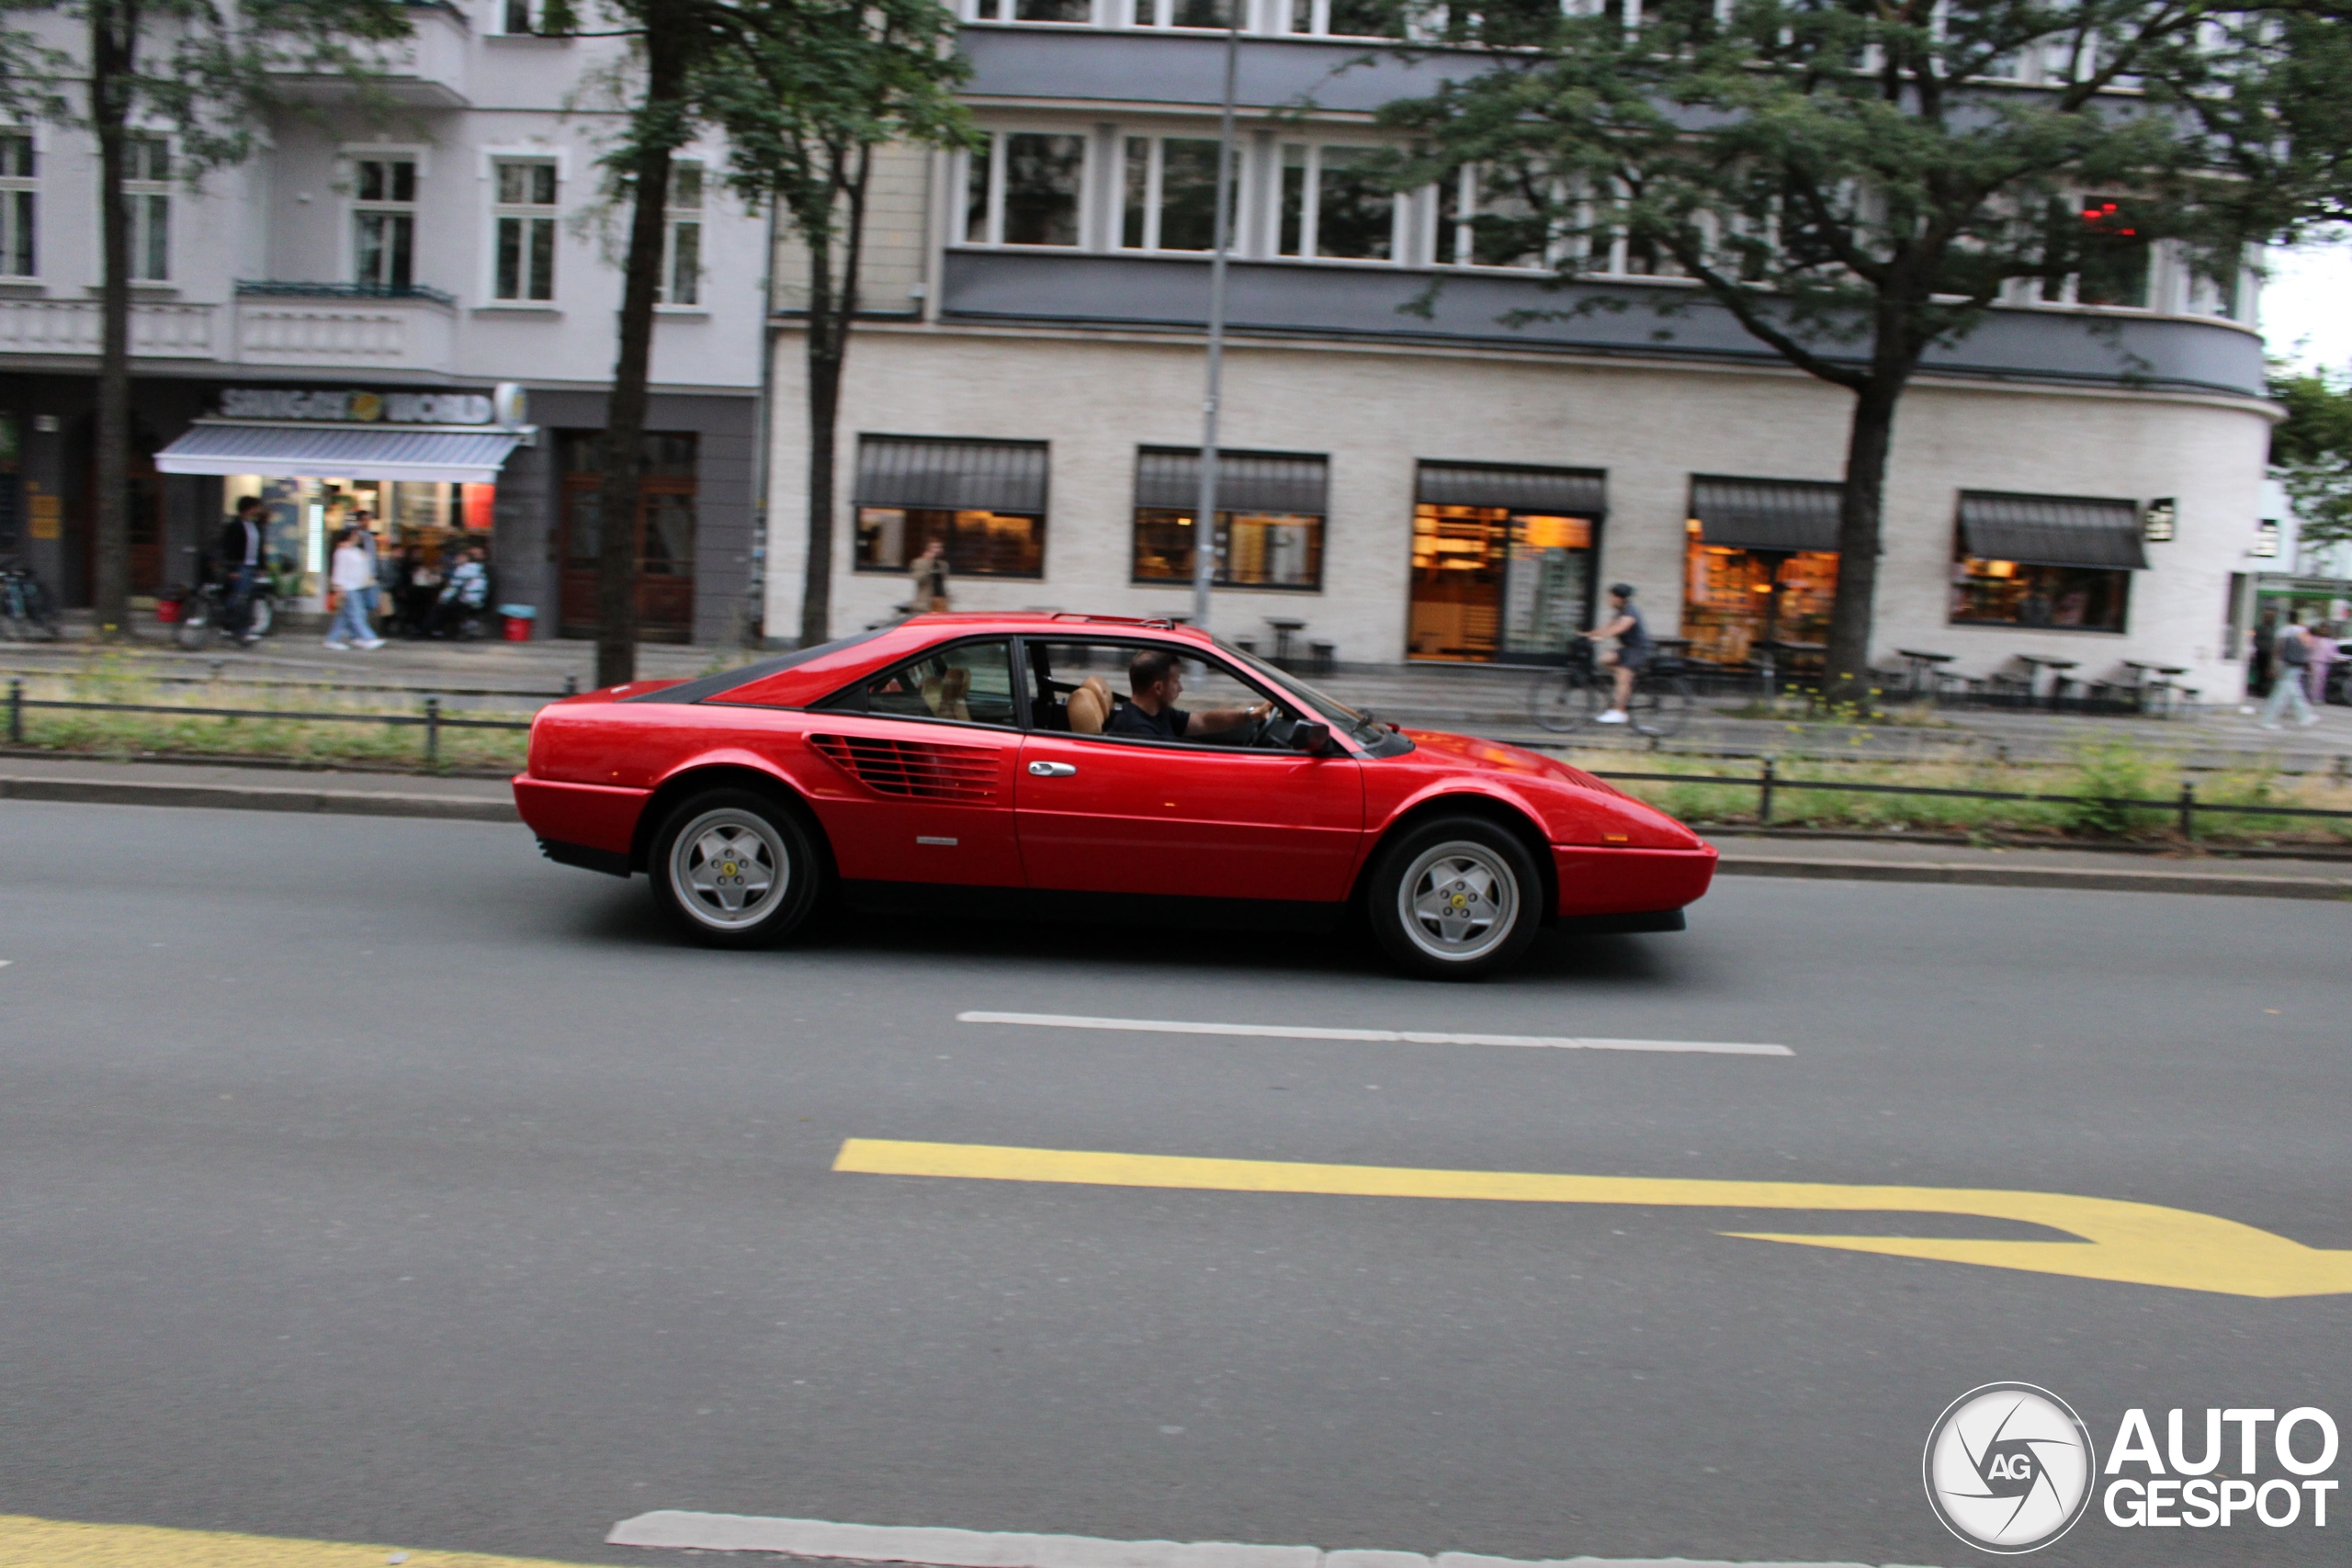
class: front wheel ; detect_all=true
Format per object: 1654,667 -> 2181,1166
1632,674 -> 1695,738
649,788 -> 824,949
1530,669 -> 1603,733
243,594 -> 276,640
1363,817 -> 1544,979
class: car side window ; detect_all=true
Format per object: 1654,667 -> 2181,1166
1023,638 -> 1284,747
843,639 -> 1020,728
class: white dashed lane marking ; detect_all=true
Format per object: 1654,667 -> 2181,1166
956,1010 -> 1791,1057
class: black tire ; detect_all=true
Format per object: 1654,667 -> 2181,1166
1530,669 -> 1604,733
1363,815 -> 1544,979
648,788 -> 824,949
1634,674 -> 1695,738
175,601 -> 217,650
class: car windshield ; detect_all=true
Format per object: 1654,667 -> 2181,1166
1217,640 -> 1412,757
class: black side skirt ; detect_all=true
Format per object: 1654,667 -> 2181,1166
841,881 -> 1351,934
1554,908 -> 1687,935
539,839 -> 632,878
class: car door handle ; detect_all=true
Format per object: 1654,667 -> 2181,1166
1027,761 -> 1078,777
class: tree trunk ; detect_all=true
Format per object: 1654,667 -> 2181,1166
594,6 -> 690,688
91,0 -> 134,639
1820,374 -> 1903,711
797,149 -> 872,649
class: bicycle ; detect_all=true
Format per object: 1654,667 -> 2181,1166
1528,637 -> 1696,737
173,570 -> 279,651
0,558 -> 62,641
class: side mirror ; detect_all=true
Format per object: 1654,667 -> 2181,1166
1292,721 -> 1334,756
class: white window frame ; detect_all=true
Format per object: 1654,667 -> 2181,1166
1272,142 -> 1408,265
1116,133 -> 1237,253
965,0 -> 1098,22
0,126 -> 35,279
657,157 -> 704,307
1129,0 -> 1239,26
1433,164 -> 1555,270
492,0 -> 537,33
490,156 -> 560,303
346,150 -> 423,291
123,132 -> 171,283
959,130 -> 1091,249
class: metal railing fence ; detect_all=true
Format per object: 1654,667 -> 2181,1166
6,680 -> 530,767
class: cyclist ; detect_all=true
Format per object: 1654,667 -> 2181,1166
1581,582 -> 1650,724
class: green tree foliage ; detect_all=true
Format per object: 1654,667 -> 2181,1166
2269,364 -> 2352,545
1381,0 -> 2350,702
698,0 -> 969,648
23,0 -> 412,636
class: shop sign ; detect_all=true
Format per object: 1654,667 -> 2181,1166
218,388 -> 498,424
2142,497 -> 2176,542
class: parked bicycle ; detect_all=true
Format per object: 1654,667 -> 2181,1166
1529,636 -> 1696,737
0,558 -> 62,641
172,564 -> 280,651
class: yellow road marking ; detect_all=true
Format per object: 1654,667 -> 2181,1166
834,1138 -> 2352,1299
0,1513 -> 600,1568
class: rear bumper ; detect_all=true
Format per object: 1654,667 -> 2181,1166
513,774 -> 651,863
1551,844 -> 1717,919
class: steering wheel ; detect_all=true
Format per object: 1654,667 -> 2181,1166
1248,710 -> 1305,750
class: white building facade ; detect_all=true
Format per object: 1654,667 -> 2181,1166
0,2 -> 767,642
765,11 -> 2277,694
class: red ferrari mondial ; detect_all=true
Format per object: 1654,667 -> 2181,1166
514,613 -> 1715,977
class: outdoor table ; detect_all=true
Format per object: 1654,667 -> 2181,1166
1264,616 -> 1308,664
1895,648 -> 1956,698
2013,653 -> 2080,706
2122,660 -> 2192,716
1752,638 -> 1825,699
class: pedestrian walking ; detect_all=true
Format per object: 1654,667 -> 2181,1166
910,537 -> 951,615
2260,618 -> 2320,728
2305,621 -> 2338,708
352,509 -> 386,640
323,528 -> 385,650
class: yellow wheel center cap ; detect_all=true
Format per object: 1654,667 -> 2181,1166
1451,893 -> 1468,908
720,861 -> 740,877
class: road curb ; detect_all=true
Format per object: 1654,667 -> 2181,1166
0,773 -> 517,822
9,774 -> 2347,897
1716,852 -> 2352,900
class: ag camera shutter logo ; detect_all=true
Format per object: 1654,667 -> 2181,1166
1923,1382 -> 2097,1553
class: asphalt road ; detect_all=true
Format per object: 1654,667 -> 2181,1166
2,799 -> 2347,1567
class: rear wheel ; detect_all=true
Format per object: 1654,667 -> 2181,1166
175,597 -> 217,650
1364,816 -> 1544,979
1632,673 -> 1695,738
649,788 -> 823,948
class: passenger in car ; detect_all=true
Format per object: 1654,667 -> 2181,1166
1108,649 -> 1272,743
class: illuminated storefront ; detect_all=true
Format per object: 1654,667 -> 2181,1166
1681,476 -> 1841,669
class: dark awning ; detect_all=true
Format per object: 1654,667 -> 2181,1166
1135,447 -> 1329,514
1958,491 -> 2147,570
1689,476 -> 1844,553
854,436 -> 1049,513
1417,463 -> 1606,515
154,421 -> 524,483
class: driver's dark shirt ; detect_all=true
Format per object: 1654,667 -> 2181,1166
1108,701 -> 1190,741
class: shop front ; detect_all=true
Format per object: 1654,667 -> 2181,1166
153,386 -> 530,625
1407,463 -> 1604,663
1681,476 -> 1843,670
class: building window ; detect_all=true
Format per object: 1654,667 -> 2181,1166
2042,196 -> 2149,308
1680,476 -> 1844,666
124,134 -> 170,281
1133,0 -> 1234,24
1120,136 -> 1230,252
0,131 -> 32,277
1435,165 -> 1546,269
1285,0 -> 1405,37
353,157 -> 417,291
1277,144 -> 1396,262
1949,491 -> 2143,631
500,0 -> 535,30
1131,447 -> 1328,591
969,0 -> 1093,21
853,436 -> 1048,578
1408,465 -> 1604,662
659,161 -> 702,305
493,160 -> 558,301
963,132 -> 1084,247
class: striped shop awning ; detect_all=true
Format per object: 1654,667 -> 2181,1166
1416,462 -> 1607,515
854,436 -> 1049,513
154,421 -> 525,483
1958,491 -> 2148,570
1689,475 -> 1846,553
1134,447 -> 1329,515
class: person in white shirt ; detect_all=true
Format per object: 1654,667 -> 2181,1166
323,528 -> 385,650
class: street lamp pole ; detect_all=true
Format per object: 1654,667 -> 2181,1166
1191,1 -> 1242,633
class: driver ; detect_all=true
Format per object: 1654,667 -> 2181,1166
1109,649 -> 1273,742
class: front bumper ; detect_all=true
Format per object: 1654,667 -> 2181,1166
1551,843 -> 1717,919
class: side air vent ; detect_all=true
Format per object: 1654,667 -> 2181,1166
808,734 -> 1001,803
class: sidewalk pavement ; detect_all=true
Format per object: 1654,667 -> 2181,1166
5,754 -> 2346,899
12,625 -> 2351,768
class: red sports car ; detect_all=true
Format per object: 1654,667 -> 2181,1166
514,614 -> 1715,977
